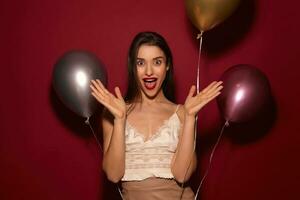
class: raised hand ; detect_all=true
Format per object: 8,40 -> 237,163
90,79 -> 126,120
184,81 -> 223,117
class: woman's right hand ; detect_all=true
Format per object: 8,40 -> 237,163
90,79 -> 126,120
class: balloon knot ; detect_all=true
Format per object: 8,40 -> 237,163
225,121 -> 230,127
197,31 -> 204,39
85,117 -> 90,125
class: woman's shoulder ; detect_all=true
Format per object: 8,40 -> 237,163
175,104 -> 185,124
159,101 -> 180,112
161,101 -> 184,122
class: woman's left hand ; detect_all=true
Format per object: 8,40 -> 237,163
184,81 -> 223,118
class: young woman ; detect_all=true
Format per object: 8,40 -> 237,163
90,32 -> 223,199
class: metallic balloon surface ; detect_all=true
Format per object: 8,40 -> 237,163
52,51 -> 107,118
185,0 -> 240,32
217,64 -> 271,123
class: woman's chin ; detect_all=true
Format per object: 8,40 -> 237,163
141,88 -> 161,100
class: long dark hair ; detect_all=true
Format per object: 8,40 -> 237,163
124,31 -> 175,105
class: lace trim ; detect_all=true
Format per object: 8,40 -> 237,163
125,112 -> 180,142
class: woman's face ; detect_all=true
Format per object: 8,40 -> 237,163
136,44 -> 168,99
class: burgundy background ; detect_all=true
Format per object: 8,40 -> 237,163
1,0 -> 299,199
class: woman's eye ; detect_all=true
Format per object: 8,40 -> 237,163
136,60 -> 144,66
154,59 -> 162,66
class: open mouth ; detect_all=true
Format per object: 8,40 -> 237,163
143,78 -> 157,90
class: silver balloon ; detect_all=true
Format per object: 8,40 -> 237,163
52,50 -> 107,118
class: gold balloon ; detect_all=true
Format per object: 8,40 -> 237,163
185,0 -> 240,32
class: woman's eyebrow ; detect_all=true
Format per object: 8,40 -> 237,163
136,56 -> 165,60
153,56 -> 165,60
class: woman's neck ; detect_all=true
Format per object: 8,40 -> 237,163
140,90 -> 168,106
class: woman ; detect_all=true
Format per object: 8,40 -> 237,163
90,32 -> 222,199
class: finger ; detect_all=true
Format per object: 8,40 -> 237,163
92,80 -> 119,102
202,83 -> 223,97
202,92 -> 221,105
187,85 -> 196,99
90,80 -> 106,97
96,79 -> 110,95
90,84 -> 101,96
211,81 -> 223,91
203,81 -> 223,94
192,92 -> 221,112
90,82 -> 115,104
216,85 -> 223,92
201,87 -> 222,102
90,84 -> 97,93
90,84 -> 106,99
114,87 -> 124,100
91,92 -> 106,105
91,79 -> 107,96
201,81 -> 217,94
201,81 -> 223,94
92,92 -> 116,112
91,87 -> 109,103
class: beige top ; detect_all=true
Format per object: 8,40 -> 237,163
122,105 -> 181,181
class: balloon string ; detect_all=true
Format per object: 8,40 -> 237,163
196,31 -> 204,94
85,117 -> 103,152
178,31 -> 205,200
117,184 -> 124,199
194,120 -> 229,199
85,117 -> 125,200
195,31 -> 203,153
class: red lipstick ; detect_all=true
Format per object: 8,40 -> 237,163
143,78 -> 157,90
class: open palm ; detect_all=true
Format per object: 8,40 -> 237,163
90,79 -> 126,120
184,81 -> 223,117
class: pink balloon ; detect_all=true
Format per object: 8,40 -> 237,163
217,64 -> 271,123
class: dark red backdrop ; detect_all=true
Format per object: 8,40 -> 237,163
1,0 -> 300,199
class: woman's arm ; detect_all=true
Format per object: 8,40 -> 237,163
171,81 -> 223,183
101,111 -> 126,183
90,79 -> 126,183
171,108 -> 197,183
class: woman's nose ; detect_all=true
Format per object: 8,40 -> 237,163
145,64 -> 153,76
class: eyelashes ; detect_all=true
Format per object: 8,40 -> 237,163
136,58 -> 164,67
